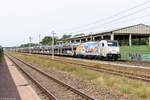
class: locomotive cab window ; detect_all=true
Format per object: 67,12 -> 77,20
102,43 -> 105,47
107,41 -> 118,47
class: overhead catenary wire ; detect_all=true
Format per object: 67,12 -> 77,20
69,6 -> 150,33
90,13 -> 150,34
59,0 -> 150,33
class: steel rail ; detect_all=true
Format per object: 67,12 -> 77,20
45,57 -> 150,82
6,54 -> 95,100
12,52 -> 150,82
6,54 -> 57,100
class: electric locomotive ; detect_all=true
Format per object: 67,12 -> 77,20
75,40 -> 120,60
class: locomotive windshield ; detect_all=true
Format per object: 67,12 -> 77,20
107,41 -> 118,47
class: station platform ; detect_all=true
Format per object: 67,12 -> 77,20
0,56 -> 40,100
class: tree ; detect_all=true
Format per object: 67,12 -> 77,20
60,34 -> 72,40
40,35 -> 71,45
40,36 -> 58,45
20,43 -> 38,47
40,36 -> 52,45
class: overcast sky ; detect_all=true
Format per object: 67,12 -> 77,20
0,0 -> 150,47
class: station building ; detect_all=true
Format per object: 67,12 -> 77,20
59,24 -> 150,46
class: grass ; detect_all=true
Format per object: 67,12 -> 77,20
8,52 -> 150,100
25,54 -> 150,78
121,45 -> 150,54
24,53 -> 150,76
120,45 -> 150,60
0,53 -> 3,63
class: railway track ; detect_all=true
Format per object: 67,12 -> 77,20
55,55 -> 150,69
53,59 -> 150,82
6,54 -> 95,100
35,55 -> 150,82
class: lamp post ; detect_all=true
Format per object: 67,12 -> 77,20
29,36 -> 32,54
39,34 -> 41,45
52,31 -> 56,59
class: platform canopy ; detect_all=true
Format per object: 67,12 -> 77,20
112,24 -> 150,35
59,24 -> 150,46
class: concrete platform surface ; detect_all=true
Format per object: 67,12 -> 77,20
0,56 -> 40,100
